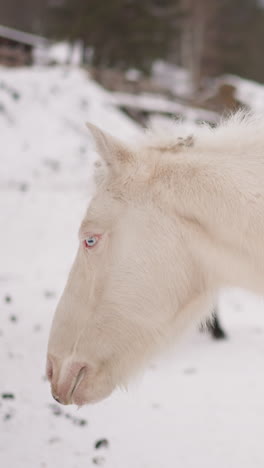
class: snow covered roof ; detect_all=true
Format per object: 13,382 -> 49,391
0,24 -> 49,47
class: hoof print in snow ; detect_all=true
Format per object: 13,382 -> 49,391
79,145 -> 86,155
4,295 -> 12,303
65,412 -> 87,426
19,183 -> 28,192
183,368 -> 197,375
12,91 -> 20,100
73,417 -> 87,427
3,412 -> 13,421
44,290 -> 56,299
43,159 -> 60,172
94,439 -> 109,450
152,403 -> 160,409
9,315 -> 17,323
49,404 -> 62,416
48,437 -> 61,444
2,393 -> 15,400
92,456 -> 105,465
49,405 -> 88,427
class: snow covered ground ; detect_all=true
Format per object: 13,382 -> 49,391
1,66 -> 264,468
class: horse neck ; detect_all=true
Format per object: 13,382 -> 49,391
172,151 -> 264,296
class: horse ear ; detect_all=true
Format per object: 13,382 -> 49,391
86,122 -> 134,168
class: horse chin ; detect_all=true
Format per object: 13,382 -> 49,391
72,392 -> 111,406
71,376 -> 115,406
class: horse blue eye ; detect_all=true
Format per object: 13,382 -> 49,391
84,237 -> 98,248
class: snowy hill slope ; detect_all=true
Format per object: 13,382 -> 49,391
0,66 -> 139,189
1,66 -> 264,468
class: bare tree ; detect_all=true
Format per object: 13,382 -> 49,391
180,0 -> 217,94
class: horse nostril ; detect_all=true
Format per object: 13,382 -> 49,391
47,359 -> 88,405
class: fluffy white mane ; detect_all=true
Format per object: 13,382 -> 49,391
140,112 -> 264,157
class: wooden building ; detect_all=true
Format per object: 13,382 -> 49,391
0,25 -> 48,67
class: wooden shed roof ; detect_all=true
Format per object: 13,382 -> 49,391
0,25 -> 49,47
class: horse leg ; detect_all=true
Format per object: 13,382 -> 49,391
206,308 -> 227,339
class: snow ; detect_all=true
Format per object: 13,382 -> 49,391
1,65 -> 264,468
111,91 -> 219,124
47,42 -> 84,66
0,66 -> 139,189
152,61 -> 193,97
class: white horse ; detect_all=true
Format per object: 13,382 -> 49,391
47,112 -> 264,406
